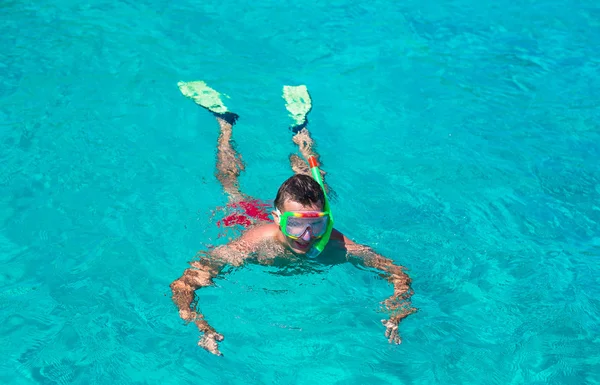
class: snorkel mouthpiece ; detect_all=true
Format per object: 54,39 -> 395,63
307,156 -> 333,257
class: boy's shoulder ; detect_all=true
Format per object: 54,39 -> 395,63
239,222 -> 281,244
327,228 -> 358,251
329,228 -> 351,244
213,223 -> 281,264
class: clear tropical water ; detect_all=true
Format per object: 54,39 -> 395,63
1,0 -> 600,383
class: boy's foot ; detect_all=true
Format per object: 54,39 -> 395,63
178,80 -> 229,115
283,85 -> 312,133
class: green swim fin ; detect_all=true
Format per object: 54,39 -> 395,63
283,85 -> 312,129
177,80 -> 228,114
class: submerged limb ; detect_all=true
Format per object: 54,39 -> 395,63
170,256 -> 232,356
289,153 -> 310,176
282,85 -> 333,195
215,115 -> 246,202
170,237 -> 262,356
344,241 -> 417,344
289,128 -> 332,195
170,258 -> 225,355
292,127 -> 316,161
177,80 -> 245,201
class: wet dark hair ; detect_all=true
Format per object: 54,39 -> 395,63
274,174 -> 325,210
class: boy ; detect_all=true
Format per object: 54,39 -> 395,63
170,82 -> 416,356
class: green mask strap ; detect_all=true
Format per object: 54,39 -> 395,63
307,156 -> 333,256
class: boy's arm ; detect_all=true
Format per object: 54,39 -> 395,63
170,226 -> 270,356
170,256 -> 226,355
342,236 -> 417,344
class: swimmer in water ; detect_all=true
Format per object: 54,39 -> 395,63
170,81 -> 416,356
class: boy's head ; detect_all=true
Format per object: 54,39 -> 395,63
274,174 -> 324,211
273,174 -> 327,254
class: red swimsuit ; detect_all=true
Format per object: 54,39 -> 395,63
216,199 -> 271,228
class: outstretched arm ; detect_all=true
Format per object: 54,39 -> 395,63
344,238 -> 417,344
170,234 -> 258,356
170,256 -> 226,355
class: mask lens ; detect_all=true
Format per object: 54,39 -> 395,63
285,214 -> 329,238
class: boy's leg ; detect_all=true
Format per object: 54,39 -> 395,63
178,81 -> 245,201
283,85 -> 330,192
290,128 -> 330,193
289,128 -> 317,175
214,114 -> 245,202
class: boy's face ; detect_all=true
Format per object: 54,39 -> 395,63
273,199 -> 325,255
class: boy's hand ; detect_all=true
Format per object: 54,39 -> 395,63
178,309 -> 225,356
381,318 -> 402,344
198,331 -> 224,356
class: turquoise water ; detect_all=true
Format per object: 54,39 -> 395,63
2,0 -> 600,383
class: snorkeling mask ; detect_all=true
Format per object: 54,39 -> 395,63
276,156 -> 334,257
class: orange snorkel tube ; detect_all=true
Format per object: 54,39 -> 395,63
307,156 -> 333,257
